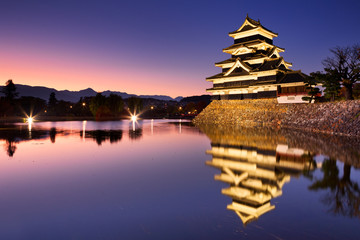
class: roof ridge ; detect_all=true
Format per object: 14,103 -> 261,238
267,47 -> 277,56
246,15 -> 261,26
215,58 -> 237,65
237,57 -> 252,69
285,70 -> 304,74
229,15 -> 278,36
263,56 -> 282,62
223,39 -> 269,50
252,56 -> 284,71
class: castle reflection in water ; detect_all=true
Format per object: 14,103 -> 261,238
1,121 -> 359,227
206,142 -> 316,224
1,120 -> 359,239
197,124 -> 360,225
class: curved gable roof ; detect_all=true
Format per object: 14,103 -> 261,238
229,15 -> 278,37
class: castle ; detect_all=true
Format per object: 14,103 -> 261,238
206,15 -> 308,103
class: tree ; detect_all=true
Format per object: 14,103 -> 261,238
0,98 -> 13,117
302,73 -> 321,103
49,128 -> 57,143
48,92 -> 57,107
321,72 -> 342,101
48,92 -> 57,115
309,158 -> 360,218
353,83 -> 360,99
196,101 -> 208,113
84,130 -> 123,145
17,96 -> 46,117
89,93 -> 107,116
2,79 -> 18,101
5,139 -> 17,157
55,100 -> 73,116
127,97 -> 143,115
184,102 -> 196,113
323,44 -> 360,100
310,71 -> 341,101
106,94 -> 124,116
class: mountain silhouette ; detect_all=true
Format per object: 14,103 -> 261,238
0,84 -> 182,102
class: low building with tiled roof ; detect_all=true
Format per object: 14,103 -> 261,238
206,15 -> 308,103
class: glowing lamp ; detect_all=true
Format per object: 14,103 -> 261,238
131,115 -> 137,121
27,117 -> 33,124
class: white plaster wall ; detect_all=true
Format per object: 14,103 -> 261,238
277,95 -> 309,104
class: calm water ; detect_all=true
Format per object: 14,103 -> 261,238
0,120 -> 359,239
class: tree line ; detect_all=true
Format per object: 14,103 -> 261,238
0,81 -> 141,119
303,44 -> 360,102
0,81 -> 210,120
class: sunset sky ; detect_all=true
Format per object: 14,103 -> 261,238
1,0 -> 359,98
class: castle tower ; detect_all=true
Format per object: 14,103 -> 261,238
206,15 -> 308,103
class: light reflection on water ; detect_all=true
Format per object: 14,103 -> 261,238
0,120 -> 359,239
198,125 -> 360,239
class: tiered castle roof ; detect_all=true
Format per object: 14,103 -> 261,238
206,15 -> 306,91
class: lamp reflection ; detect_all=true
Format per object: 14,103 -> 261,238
82,120 -> 87,141
151,119 -> 154,135
27,117 -> 33,138
129,118 -> 143,140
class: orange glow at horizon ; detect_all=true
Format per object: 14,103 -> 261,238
0,45 -> 210,98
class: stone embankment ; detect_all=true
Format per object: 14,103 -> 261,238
193,99 -> 360,137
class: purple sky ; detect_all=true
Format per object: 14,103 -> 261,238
0,0 -> 359,97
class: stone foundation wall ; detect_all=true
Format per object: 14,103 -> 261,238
193,99 -> 360,137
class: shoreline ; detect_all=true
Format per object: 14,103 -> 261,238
0,116 -> 194,124
193,99 -> 360,138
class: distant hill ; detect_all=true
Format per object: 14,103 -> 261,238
0,84 -> 181,102
180,95 -> 211,104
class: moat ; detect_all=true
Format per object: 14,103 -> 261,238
0,120 -> 359,239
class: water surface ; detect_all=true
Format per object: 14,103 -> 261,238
0,120 -> 359,239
